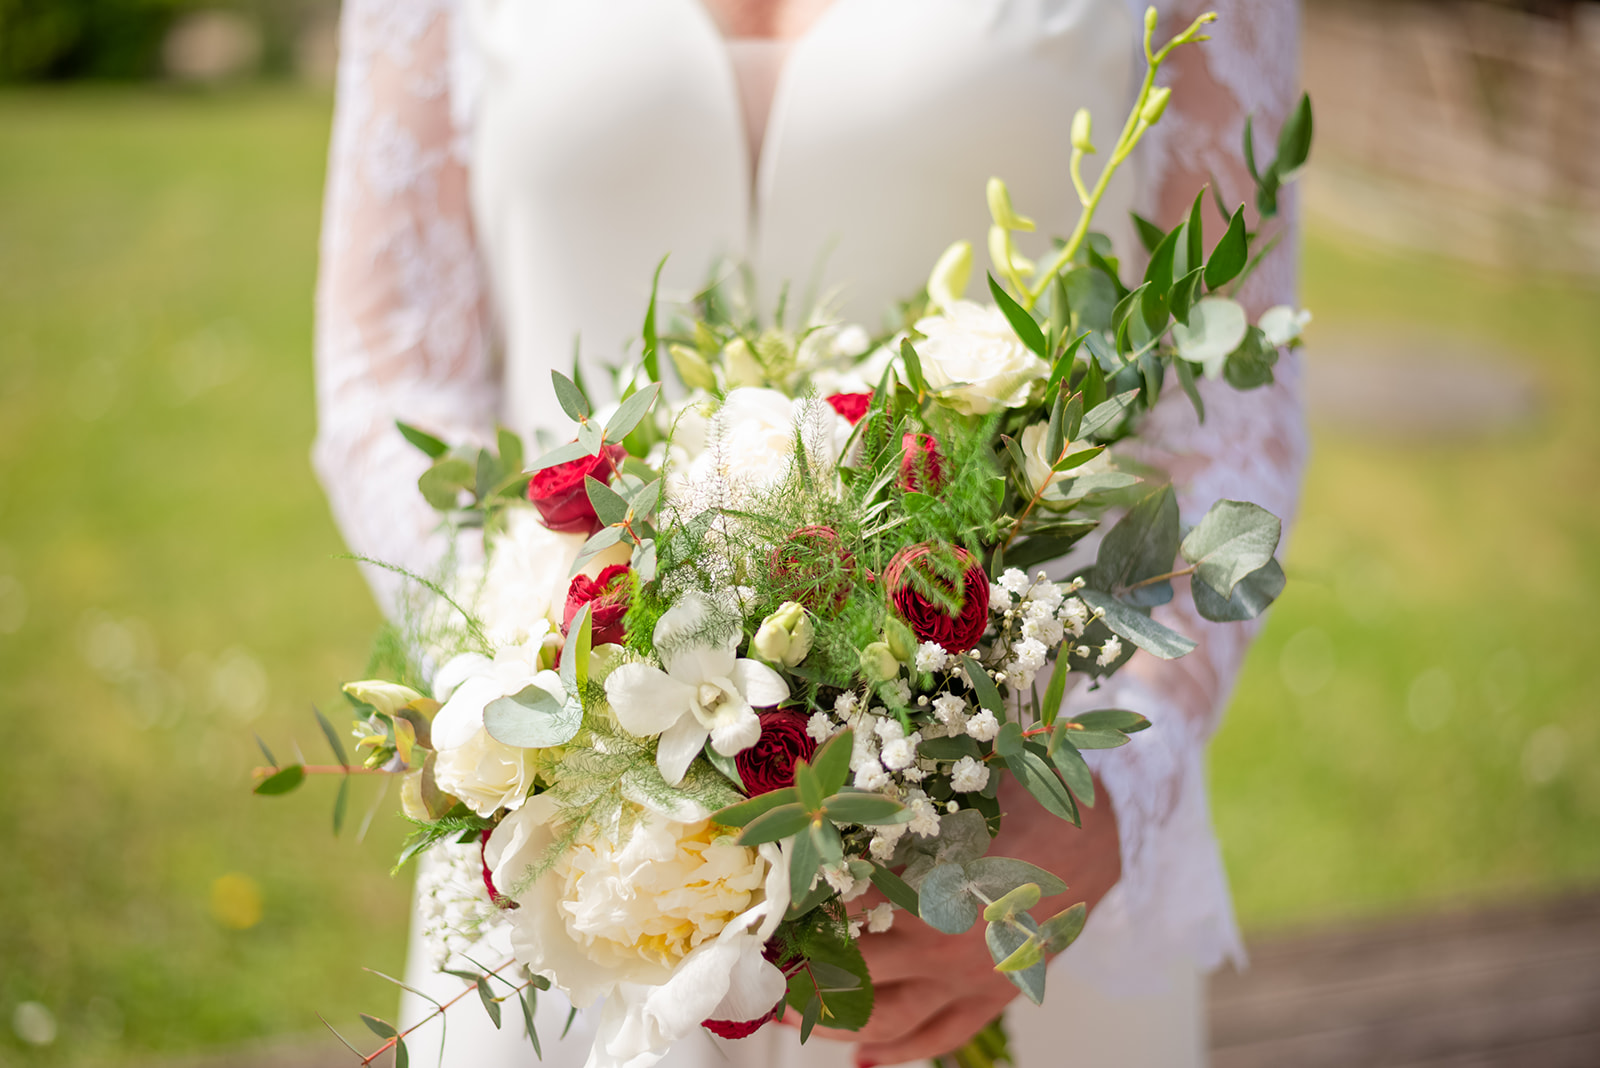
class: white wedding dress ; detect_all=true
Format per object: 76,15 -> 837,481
312,0 -> 1307,1064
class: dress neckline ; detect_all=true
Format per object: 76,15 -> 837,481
689,0 -> 857,214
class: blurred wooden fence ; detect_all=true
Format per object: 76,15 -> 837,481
1303,0 -> 1600,271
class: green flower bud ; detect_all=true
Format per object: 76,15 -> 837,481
859,641 -> 900,683
669,343 -> 717,392
926,239 -> 973,311
753,601 -> 815,668
985,177 -> 1036,233
1140,86 -> 1172,127
1145,6 -> 1158,34
884,617 -> 918,664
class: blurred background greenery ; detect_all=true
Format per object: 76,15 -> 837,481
0,0 -> 1597,1064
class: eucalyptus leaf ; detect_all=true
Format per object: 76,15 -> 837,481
1077,389 -> 1139,439
982,882 -> 1042,921
713,787 -> 800,827
1068,709 -> 1150,732
966,856 -> 1068,899
959,656 -> 1005,717
483,683 -> 580,749
605,383 -> 660,442
1045,732 -> 1094,806
737,802 -> 812,846
985,917 -> 1046,1004
1180,500 -> 1282,598
530,439 -> 594,473
822,793 -> 908,825
870,864 -> 922,916
418,458 -> 473,510
919,862 -> 979,934
1192,556 -> 1286,622
919,735 -> 982,762
1171,297 -> 1247,379
811,728 -> 853,796
585,477 -> 629,528
1077,589 -> 1196,659
789,818 -> 821,902
1038,902 -> 1088,953
551,371 -> 590,422
1091,485 -> 1178,599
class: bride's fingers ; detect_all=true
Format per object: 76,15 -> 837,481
807,979 -> 948,1048
853,991 -> 1011,1068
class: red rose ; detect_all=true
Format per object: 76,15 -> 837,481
702,944 -> 798,1038
899,432 -> 945,494
527,443 -> 627,534
769,525 -> 860,612
884,543 -> 990,654
736,710 -> 817,795
824,391 -> 873,425
479,829 -> 517,909
564,564 -> 632,646
702,1008 -> 779,1040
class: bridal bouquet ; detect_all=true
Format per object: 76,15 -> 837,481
257,10 -> 1312,1068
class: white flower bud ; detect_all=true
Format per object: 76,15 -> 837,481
753,601 -> 814,668
859,641 -> 900,683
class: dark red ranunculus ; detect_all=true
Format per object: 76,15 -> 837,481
824,391 -> 873,425
564,564 -> 632,646
884,543 -> 990,654
898,432 -> 945,494
736,710 -> 817,795
769,525 -> 860,612
527,442 -> 628,534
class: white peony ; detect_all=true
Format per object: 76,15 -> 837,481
913,301 -> 1048,416
429,634 -> 565,817
487,794 -> 790,1068
676,387 -> 851,505
604,593 -> 790,786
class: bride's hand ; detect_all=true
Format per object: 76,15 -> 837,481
808,775 -> 1121,1067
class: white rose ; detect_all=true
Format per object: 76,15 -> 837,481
1018,422 -> 1113,504
487,795 -> 790,1068
428,636 -> 562,817
913,301 -> 1048,416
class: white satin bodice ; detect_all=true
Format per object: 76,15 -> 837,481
465,0 -> 1138,438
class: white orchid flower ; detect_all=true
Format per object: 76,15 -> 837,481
604,593 -> 789,785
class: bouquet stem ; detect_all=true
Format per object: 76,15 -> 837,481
935,1017 -> 1013,1068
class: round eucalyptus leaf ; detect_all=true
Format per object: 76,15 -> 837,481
918,862 -> 979,934
1171,297 -> 1247,379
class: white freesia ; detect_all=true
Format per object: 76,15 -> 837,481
429,631 -> 564,817
487,794 -> 791,1068
1019,422 -> 1113,502
913,301 -> 1048,416
604,593 -> 790,785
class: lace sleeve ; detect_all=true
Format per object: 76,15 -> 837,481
312,0 -> 497,617
1066,0 -> 1307,992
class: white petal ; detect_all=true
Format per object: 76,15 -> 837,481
730,658 -> 789,708
709,945 -> 787,1024
655,716 -> 709,786
663,643 -> 737,687
709,704 -> 761,756
430,676 -> 501,751
605,663 -> 692,737
432,652 -> 492,702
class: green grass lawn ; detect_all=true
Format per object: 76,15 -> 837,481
0,88 -> 1595,1064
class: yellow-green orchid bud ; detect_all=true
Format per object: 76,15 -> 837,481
985,177 -> 1036,233
343,680 -> 428,720
1145,6 -> 1158,34
926,239 -> 973,311
753,601 -> 815,669
669,343 -> 717,392
1140,86 -> 1172,127
988,225 -> 1036,283
859,641 -> 900,683
1071,108 -> 1095,154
